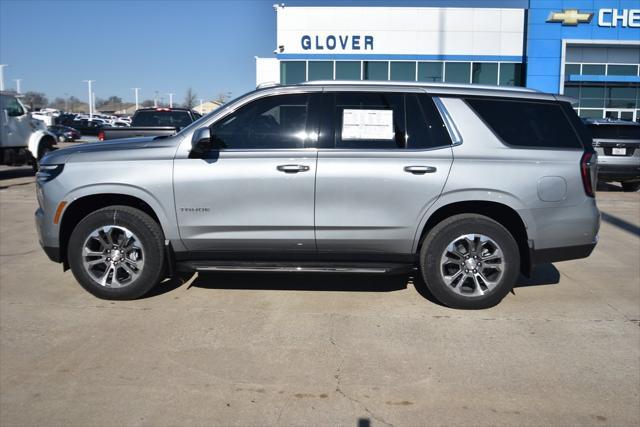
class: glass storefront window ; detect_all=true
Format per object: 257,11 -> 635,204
390,62 -> 415,81
579,109 -> 604,119
582,64 -> 606,75
472,63 -> 498,85
363,61 -> 388,80
280,61 -> 306,84
581,86 -> 605,99
417,62 -> 443,82
498,63 -> 522,86
564,86 -> 580,99
308,61 -> 333,81
565,64 -> 580,77
608,65 -> 638,76
445,62 -> 471,83
335,61 -> 361,80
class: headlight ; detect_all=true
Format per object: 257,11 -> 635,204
36,164 -> 64,183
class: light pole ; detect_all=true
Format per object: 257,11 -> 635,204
199,98 -> 204,114
131,87 -> 140,111
64,93 -> 69,112
0,64 -> 7,91
82,80 -> 95,119
167,93 -> 174,108
13,79 -> 21,94
154,91 -> 159,108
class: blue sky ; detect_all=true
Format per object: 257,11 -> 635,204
0,0 -> 527,104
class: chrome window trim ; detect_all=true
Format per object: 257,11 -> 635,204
433,96 -> 463,146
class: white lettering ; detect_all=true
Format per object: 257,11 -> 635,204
629,9 -> 640,27
598,9 -> 612,27
598,8 -> 640,27
612,8 -> 628,27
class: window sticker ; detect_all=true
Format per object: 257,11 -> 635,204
342,109 -> 394,140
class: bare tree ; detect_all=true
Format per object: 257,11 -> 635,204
22,91 -> 49,110
141,99 -> 154,108
48,97 -> 67,111
214,91 -> 232,104
183,87 -> 197,109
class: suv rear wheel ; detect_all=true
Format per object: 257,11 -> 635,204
419,214 -> 520,309
67,206 -> 165,300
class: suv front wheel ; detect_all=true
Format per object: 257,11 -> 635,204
67,206 -> 165,300
419,214 -> 520,309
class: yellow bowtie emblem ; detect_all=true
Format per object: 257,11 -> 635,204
547,9 -> 594,26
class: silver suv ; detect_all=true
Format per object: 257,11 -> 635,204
35,82 -> 600,309
585,119 -> 640,192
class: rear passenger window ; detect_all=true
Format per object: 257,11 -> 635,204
329,92 -> 450,150
333,93 -> 405,149
466,98 -> 583,149
406,94 -> 451,149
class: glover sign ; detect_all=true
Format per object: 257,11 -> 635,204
301,35 -> 374,51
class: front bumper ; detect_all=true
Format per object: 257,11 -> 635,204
35,207 -> 61,263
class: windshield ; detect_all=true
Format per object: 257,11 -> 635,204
132,110 -> 193,128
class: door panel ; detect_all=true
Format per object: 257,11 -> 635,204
314,92 -> 454,254
174,92 -> 319,252
174,150 -> 317,251
315,150 -> 452,253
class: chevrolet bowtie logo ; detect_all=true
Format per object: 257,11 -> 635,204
547,9 -> 594,26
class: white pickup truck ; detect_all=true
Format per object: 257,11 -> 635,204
1,91 -> 57,170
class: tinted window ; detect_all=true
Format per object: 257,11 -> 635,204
335,62 -> 361,80
210,94 -> 310,149
280,61 -> 306,84
588,124 -> 640,140
418,62 -> 443,82
333,92 -> 404,149
132,111 -> 192,128
467,98 -> 583,149
406,94 -> 451,149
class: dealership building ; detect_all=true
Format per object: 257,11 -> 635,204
255,1 -> 640,121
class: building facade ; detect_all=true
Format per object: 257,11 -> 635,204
255,1 -> 639,121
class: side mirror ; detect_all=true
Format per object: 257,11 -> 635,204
190,127 -> 212,157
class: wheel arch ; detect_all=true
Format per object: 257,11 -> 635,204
28,130 -> 56,159
58,193 -> 164,269
415,200 -> 532,276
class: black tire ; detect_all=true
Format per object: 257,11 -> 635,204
419,214 -> 520,309
621,181 -> 640,192
67,206 -> 165,300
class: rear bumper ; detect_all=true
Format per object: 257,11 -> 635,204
531,240 -> 597,265
597,163 -> 640,181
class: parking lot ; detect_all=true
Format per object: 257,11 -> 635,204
0,164 -> 638,426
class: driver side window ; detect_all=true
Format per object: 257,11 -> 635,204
210,93 -> 310,149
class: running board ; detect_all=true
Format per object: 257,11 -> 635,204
177,261 -> 414,274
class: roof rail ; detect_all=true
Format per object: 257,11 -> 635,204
301,80 -> 539,93
256,81 -> 280,89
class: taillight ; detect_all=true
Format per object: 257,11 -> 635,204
98,131 -> 105,141
580,151 -> 596,198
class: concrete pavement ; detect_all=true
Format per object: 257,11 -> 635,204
1,166 -> 638,426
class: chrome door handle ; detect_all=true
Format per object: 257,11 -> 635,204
277,164 -> 310,173
404,165 -> 437,174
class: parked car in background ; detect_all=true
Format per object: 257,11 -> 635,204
35,82 -> 599,309
98,107 -> 201,140
69,119 -> 105,136
585,119 -> 640,192
48,125 -> 81,142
